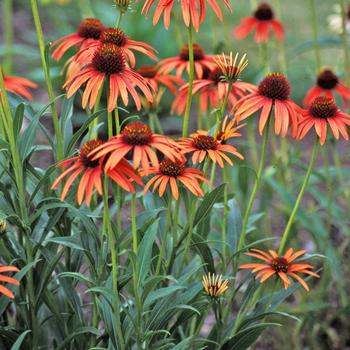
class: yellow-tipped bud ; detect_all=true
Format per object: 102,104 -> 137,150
202,272 -> 229,298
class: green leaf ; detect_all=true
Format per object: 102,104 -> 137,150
221,323 -> 281,350
227,198 -> 242,252
137,218 -> 159,286
13,103 -> 25,139
193,184 -> 226,227
10,330 -> 31,350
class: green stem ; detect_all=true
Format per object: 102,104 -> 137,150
156,197 -> 172,275
103,177 -> 125,349
116,11 -> 123,28
149,111 -> 156,132
274,0 -> 287,74
235,119 -> 270,263
278,139 -> 319,255
114,106 -> 120,134
182,25 -> 195,137
261,43 -> 270,76
30,0 -> 64,161
154,112 -> 164,134
77,0 -> 94,18
340,0 -> 350,85
309,0 -> 321,70
222,169 -> 228,274
3,0 -> 13,74
0,70 -> 37,349
179,200 -> 197,273
131,192 -> 138,254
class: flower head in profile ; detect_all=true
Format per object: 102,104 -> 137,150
159,43 -> 216,79
0,220 -> 6,235
202,272 -> 229,298
143,158 -> 207,200
298,96 -> 350,145
234,2 -> 284,43
52,18 -> 105,61
240,248 -> 320,291
141,0 -> 232,32
51,139 -> 143,206
304,68 -> 350,108
0,264 -> 20,299
214,52 -> 249,83
74,27 -> 158,68
178,129 -> 244,168
90,122 -> 182,175
171,66 -> 256,115
235,73 -> 301,138
3,75 -> 38,100
64,44 -> 153,112
114,0 -> 131,13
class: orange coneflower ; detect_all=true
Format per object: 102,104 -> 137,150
51,139 -> 143,206
137,65 -> 184,95
303,68 -> 350,107
3,75 -> 38,100
298,96 -> 350,145
143,158 -> 207,200
52,18 -> 105,61
74,28 -> 158,68
171,67 -> 256,115
90,122 -> 183,174
0,264 -> 20,299
158,43 -> 216,79
235,73 -> 301,138
234,2 -> 284,43
202,272 -> 229,298
178,131 -> 243,168
64,44 -> 153,112
240,248 -> 319,291
141,0 -> 232,32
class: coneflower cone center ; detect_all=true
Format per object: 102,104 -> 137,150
137,66 -> 158,78
271,257 -> 289,273
309,96 -> 337,119
193,135 -> 218,150
80,139 -> 103,167
258,73 -> 290,101
254,3 -> 274,21
179,44 -> 205,61
317,69 -> 339,90
159,159 -> 184,177
78,18 -> 104,39
100,28 -> 127,46
92,44 -> 126,74
122,122 -> 153,145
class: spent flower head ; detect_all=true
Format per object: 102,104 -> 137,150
214,52 -> 248,83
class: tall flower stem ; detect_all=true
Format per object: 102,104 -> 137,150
274,0 -> 287,73
340,0 -> 350,86
182,25 -> 195,137
156,196 -> 172,275
278,139 -> 319,255
309,0 -> 321,70
77,0 -> 94,18
0,69 -> 38,349
30,0 -> 64,161
3,0 -> 13,74
235,119 -> 271,268
103,178 -> 125,349
131,192 -> 138,253
116,11 -> 123,28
